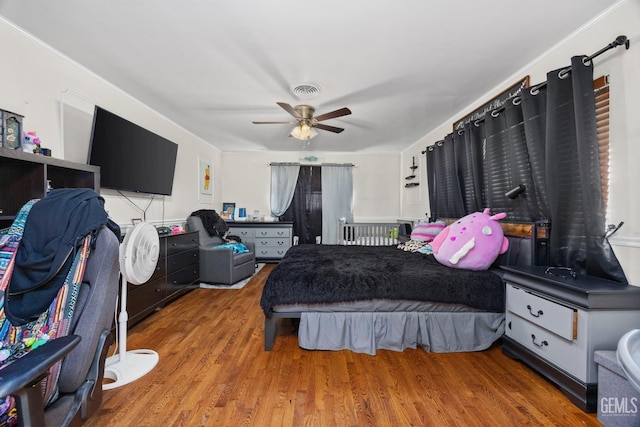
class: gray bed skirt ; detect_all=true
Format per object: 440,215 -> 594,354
298,311 -> 505,355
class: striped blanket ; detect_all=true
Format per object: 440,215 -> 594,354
0,199 -> 92,410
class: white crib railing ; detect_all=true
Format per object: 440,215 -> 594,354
338,222 -> 400,246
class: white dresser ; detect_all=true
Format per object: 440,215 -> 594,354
502,266 -> 640,413
228,222 -> 293,262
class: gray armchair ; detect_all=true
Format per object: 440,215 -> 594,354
186,216 -> 256,285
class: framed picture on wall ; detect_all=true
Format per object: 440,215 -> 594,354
198,157 -> 213,203
222,202 -> 235,220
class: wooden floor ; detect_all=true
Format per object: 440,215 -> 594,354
85,264 -> 600,426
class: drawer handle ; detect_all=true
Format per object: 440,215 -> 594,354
526,304 -> 543,318
531,334 -> 548,348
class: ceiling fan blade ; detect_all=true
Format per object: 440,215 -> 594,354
276,102 -> 301,119
314,107 -> 352,122
252,121 -> 296,124
315,123 -> 345,133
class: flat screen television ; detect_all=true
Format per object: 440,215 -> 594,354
88,106 -> 178,196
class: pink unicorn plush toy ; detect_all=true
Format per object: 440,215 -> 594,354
430,208 -> 509,271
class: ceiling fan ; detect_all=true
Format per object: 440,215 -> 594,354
252,102 -> 352,140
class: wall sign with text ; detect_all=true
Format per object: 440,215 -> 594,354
453,76 -> 530,132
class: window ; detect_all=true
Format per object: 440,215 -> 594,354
594,75 -> 610,211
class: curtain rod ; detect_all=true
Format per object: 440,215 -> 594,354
525,35 -> 630,94
269,162 -> 356,167
422,32 -> 630,145
421,34 -> 632,150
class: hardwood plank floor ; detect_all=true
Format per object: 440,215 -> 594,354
86,264 -> 600,426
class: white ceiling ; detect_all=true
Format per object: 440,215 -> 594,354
0,1 -> 619,153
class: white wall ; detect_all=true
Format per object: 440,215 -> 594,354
219,152 -> 401,222
0,17 -> 402,231
0,16 -> 222,231
7,0 -> 637,283
400,0 -> 640,285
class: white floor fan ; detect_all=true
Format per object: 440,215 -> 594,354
103,222 -> 160,390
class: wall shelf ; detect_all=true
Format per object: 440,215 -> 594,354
404,156 -> 419,182
0,148 -> 99,228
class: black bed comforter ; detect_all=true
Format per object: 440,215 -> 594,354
260,244 -> 505,314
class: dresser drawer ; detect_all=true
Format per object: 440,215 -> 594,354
167,265 -> 199,286
506,311 -> 586,381
506,284 -> 576,341
228,228 -> 254,241
256,247 -> 290,259
127,277 -> 165,317
167,232 -> 199,256
255,228 -> 291,238
146,256 -> 166,283
255,238 -> 290,248
167,249 -> 199,272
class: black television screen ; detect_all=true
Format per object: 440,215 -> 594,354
88,106 -> 178,196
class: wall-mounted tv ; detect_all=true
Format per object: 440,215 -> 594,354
88,106 -> 178,196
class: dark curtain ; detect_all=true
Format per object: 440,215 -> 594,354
424,54 -> 626,283
425,136 -> 465,219
541,56 -> 626,282
280,166 -> 322,244
483,109 -> 513,217
520,84 -> 551,219
426,145 -> 438,219
483,100 -> 542,222
454,123 -> 484,213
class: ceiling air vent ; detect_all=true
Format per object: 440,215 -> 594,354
290,83 -> 321,99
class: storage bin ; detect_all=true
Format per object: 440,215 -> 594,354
594,350 -> 640,426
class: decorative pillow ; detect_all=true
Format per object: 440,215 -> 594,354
410,221 -> 445,242
397,239 -> 427,252
430,209 -> 509,271
417,244 -> 433,255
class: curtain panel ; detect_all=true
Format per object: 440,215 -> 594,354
425,55 -> 626,282
458,121 -> 484,214
280,166 -> 322,245
425,137 -> 465,220
483,99 -> 542,222
270,164 -> 300,217
541,57 -> 625,282
321,165 -> 354,244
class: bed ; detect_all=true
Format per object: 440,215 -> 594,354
260,221 -> 544,355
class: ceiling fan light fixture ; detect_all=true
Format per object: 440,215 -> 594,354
254,102 -> 349,140
290,120 -> 318,140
